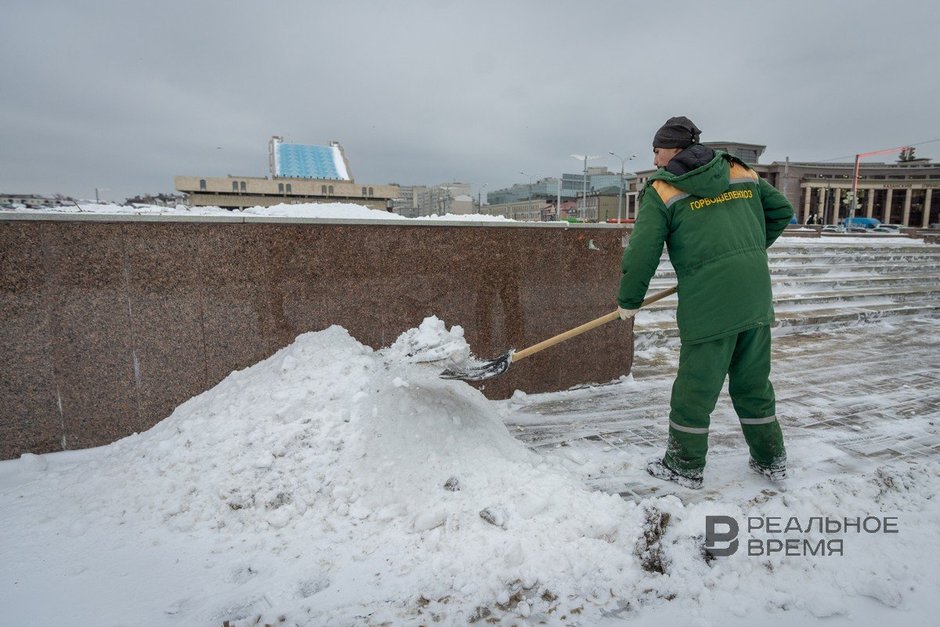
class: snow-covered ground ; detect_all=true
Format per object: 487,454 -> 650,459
2,312 -> 939,626
502,316 -> 940,626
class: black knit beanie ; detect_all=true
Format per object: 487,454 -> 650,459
652,116 -> 702,149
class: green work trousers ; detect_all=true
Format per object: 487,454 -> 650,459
664,324 -> 786,477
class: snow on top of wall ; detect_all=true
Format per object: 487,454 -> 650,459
2,201 -> 516,222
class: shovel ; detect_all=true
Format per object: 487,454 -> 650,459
440,285 -> 677,382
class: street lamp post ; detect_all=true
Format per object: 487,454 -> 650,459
609,152 -> 636,223
95,187 -> 110,204
520,171 -> 534,205
520,172 -> 532,201
850,145 -> 911,227
570,154 -> 599,220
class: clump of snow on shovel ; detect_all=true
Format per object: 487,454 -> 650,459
386,316 -> 509,379
383,315 -> 471,365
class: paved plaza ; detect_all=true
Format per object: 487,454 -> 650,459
500,315 -> 940,500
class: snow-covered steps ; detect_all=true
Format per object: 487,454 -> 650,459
636,302 -> 940,345
633,238 -> 940,347
773,286 -> 940,307
646,277 -> 939,301
649,261 -> 940,281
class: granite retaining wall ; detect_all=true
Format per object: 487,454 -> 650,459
0,215 -> 635,459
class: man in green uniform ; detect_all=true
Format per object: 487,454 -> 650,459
618,116 -> 793,489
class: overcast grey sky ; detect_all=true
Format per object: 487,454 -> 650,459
2,0 -> 938,202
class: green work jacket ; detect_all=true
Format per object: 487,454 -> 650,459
618,151 -> 794,344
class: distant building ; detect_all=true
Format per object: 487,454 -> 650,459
488,168 -> 636,207
561,167 -> 624,201
583,167 -> 621,192
479,198 -> 555,222
391,182 -> 471,216
451,194 -> 475,215
392,185 -> 422,218
437,182 -> 472,215
477,198 -> 587,222
0,193 -> 76,209
584,186 -> 632,223
761,158 -> 940,226
488,178 -> 564,205
703,141 -> 766,165
125,193 -> 186,207
175,137 -> 399,211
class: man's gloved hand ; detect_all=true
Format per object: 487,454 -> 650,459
618,307 -> 639,320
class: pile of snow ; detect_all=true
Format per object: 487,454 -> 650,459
3,201 -> 516,222
0,318 -> 649,624
2,317 -> 939,625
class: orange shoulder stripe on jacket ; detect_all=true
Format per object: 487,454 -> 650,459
651,180 -> 686,206
729,162 -> 759,182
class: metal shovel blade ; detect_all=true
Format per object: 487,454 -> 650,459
438,286 -> 678,384
439,350 -> 514,382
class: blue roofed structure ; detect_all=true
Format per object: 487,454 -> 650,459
270,137 -> 351,181
176,136 -> 399,210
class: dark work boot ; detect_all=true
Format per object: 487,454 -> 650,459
748,457 -> 787,481
647,458 -> 703,490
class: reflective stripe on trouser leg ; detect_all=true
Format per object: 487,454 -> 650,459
728,325 -> 786,468
666,334 -> 737,476
669,421 -> 710,434
739,416 -> 777,425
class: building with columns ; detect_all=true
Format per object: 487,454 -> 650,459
762,160 -> 939,227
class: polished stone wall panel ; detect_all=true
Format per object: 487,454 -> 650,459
0,222 -> 60,453
123,223 -> 209,431
43,223 -> 140,450
197,225 -> 274,388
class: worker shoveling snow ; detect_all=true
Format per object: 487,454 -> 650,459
2,318 -> 939,625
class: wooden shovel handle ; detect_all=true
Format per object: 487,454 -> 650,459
513,285 -> 677,363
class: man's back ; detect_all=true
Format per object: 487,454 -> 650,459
619,150 -> 793,344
